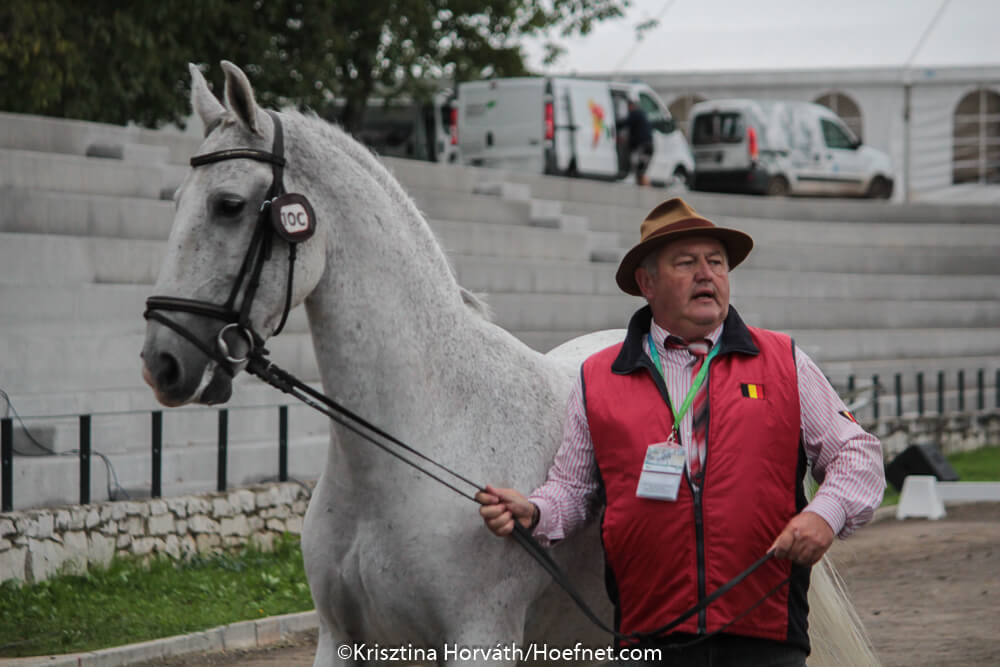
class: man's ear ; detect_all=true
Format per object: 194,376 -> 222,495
635,267 -> 653,300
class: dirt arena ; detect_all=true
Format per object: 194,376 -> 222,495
137,502 -> 999,666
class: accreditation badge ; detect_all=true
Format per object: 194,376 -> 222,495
635,440 -> 685,501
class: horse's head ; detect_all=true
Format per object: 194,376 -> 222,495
141,61 -> 327,406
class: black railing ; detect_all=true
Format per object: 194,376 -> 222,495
845,367 -> 999,422
1,404 -> 302,513
1,368 -> 998,513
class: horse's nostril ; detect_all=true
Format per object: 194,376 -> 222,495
157,352 -> 182,388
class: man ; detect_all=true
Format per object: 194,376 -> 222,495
623,100 -> 654,186
477,198 -> 885,666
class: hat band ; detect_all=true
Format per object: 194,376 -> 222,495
642,217 -> 717,243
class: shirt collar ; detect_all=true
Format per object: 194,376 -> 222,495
649,320 -> 724,361
611,305 -> 759,375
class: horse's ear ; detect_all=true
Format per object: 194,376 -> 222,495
221,60 -> 260,135
189,63 -> 224,134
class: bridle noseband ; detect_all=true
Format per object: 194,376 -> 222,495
144,110 -> 314,374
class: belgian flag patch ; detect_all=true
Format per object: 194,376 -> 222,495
740,383 -> 764,399
839,410 -> 859,424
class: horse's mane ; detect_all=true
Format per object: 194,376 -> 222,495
279,110 -> 492,322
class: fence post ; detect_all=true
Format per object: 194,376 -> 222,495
79,415 -> 91,505
938,371 -> 945,414
2,418 -> 12,512
279,406 -> 289,483
894,373 -> 902,417
151,411 -> 162,499
872,374 -> 879,421
916,372 -> 924,416
996,369 -> 1000,409
957,370 -> 965,412
217,409 -> 228,492
977,369 -> 985,411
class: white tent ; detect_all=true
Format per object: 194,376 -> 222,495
524,0 -> 1000,201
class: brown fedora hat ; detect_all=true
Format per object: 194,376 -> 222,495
615,198 -> 754,296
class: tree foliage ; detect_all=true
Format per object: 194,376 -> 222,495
1,0 -> 628,131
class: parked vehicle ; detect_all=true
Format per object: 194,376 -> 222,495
689,99 -> 894,198
457,77 -> 694,187
331,90 -> 459,163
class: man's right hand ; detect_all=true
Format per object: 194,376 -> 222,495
475,484 -> 538,537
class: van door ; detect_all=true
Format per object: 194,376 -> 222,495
560,79 -> 618,178
458,79 -> 544,172
611,89 -> 631,178
635,88 -> 693,186
819,117 -> 867,196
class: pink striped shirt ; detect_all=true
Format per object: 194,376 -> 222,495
530,319 -> 886,545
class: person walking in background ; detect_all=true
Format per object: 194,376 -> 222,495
477,197 -> 885,666
623,99 -> 655,186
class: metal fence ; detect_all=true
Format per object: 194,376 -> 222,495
1,406 -> 292,513
2,368 -> 999,513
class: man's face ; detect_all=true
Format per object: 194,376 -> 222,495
635,236 -> 730,340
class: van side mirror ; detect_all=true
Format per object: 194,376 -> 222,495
653,118 -> 674,134
851,138 -> 862,149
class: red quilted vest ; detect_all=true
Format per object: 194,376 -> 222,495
582,307 -> 810,651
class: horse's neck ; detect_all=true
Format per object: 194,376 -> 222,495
299,139 -> 516,433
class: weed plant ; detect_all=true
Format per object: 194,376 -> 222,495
0,533 -> 312,657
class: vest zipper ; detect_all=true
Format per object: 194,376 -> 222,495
693,373 -> 712,633
692,484 -> 707,633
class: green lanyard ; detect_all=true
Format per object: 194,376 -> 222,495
647,333 -> 721,430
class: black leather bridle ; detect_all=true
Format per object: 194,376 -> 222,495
144,110 -> 314,373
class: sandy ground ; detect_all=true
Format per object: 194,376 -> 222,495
135,503 -> 999,666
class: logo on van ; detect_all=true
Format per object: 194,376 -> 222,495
587,100 -> 609,148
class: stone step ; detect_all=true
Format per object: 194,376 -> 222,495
487,293 -> 1000,332
0,187 -> 173,240
562,198 -> 1000,247
741,243 -> 998,275
0,328 -> 320,394
0,111 -> 201,166
9,390 -> 331,456
0,233 -> 165,286
3,432 -> 327,511
454,257 -> 1000,300
513,327 -> 1000,364
0,147 -> 185,200
2,186 -> 574,243
0,284 -> 311,335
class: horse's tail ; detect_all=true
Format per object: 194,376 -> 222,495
807,555 -> 880,666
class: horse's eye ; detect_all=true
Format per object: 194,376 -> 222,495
215,196 -> 246,218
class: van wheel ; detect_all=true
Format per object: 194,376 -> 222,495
672,167 -> 690,190
766,175 -> 790,197
867,176 -> 892,199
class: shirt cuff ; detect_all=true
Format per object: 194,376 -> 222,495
804,493 -> 848,538
528,495 -> 559,547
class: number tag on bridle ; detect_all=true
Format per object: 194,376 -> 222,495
270,193 -> 316,243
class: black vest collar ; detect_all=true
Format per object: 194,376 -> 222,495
611,305 -> 760,375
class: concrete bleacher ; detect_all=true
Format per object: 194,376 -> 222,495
1,110 -> 998,509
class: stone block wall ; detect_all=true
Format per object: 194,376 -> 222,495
0,482 -> 312,584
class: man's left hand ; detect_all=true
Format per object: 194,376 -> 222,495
768,511 -> 834,566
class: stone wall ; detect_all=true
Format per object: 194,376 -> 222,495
0,482 -> 312,584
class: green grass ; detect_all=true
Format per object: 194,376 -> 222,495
0,534 -> 313,658
881,444 -> 1000,507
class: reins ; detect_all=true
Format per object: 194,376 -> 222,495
143,110 -> 790,650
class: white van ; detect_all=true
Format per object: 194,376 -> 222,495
343,89 -> 459,163
457,77 -> 694,187
688,99 -> 894,198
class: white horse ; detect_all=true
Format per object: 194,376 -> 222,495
141,61 -> 878,666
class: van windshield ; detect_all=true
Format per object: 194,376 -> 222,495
692,112 -> 744,145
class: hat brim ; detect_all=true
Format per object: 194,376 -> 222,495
615,225 -> 754,296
